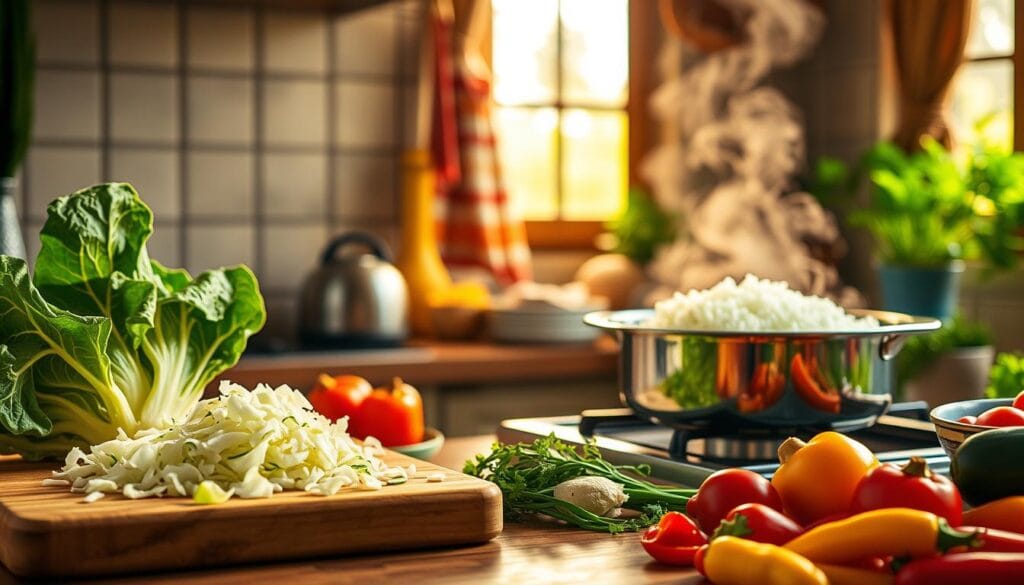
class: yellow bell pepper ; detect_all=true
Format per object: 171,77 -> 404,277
701,536 -> 827,585
784,508 -> 978,565
816,563 -> 893,585
771,431 -> 878,524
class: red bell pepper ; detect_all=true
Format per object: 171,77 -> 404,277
851,456 -> 963,526
791,353 -> 840,413
355,377 -> 424,446
640,511 -> 708,566
712,503 -> 803,545
894,552 -> 1024,585
803,511 -> 852,531
307,374 -> 372,424
686,468 -> 784,534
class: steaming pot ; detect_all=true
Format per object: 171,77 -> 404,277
584,309 -> 941,432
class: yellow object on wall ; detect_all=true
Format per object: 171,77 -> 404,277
396,149 -> 453,337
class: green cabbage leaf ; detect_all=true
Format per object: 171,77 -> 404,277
0,183 -> 265,459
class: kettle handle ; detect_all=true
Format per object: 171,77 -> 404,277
320,231 -> 393,265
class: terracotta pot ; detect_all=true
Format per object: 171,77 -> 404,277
903,345 -> 995,407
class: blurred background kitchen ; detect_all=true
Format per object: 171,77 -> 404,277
7,0 -> 1024,434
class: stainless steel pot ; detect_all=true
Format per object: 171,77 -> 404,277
299,231 -> 409,348
583,309 -> 941,432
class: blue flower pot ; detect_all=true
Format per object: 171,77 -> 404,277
878,262 -> 965,320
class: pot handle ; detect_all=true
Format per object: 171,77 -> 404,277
879,334 -> 907,361
320,231 -> 393,265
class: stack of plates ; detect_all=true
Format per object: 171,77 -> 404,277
487,301 -> 603,344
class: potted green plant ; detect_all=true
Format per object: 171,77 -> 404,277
853,139 -> 974,319
812,136 -> 1024,319
0,0 -> 34,259
898,314 -> 995,405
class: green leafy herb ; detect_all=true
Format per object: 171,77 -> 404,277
606,187 -> 676,265
810,133 -> 1024,271
987,352 -> 1024,399
0,183 -> 266,459
850,138 -> 974,267
464,434 -> 696,533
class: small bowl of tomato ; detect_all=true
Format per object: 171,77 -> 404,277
930,396 -> 1024,458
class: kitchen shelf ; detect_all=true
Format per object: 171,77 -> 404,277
213,337 -> 620,391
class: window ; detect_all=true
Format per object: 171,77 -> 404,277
950,0 -> 1018,150
491,0 -> 629,246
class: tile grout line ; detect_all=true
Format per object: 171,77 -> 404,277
391,1 -> 404,244
326,7 -> 338,230
177,0 -> 189,269
35,61 -> 412,85
253,2 -> 267,280
99,0 -> 112,182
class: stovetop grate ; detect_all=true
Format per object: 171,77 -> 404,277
497,403 -> 948,487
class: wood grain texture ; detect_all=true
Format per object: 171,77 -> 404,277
0,451 -> 502,578
0,522 -> 705,585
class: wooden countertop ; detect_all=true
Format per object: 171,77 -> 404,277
215,337 -> 619,390
0,436 -> 702,585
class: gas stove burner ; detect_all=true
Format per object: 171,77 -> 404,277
665,425 -> 797,462
677,435 -> 783,463
557,402 -> 947,484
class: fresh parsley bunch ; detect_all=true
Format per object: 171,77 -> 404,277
464,435 -> 695,533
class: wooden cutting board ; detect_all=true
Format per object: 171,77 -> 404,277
0,451 -> 503,578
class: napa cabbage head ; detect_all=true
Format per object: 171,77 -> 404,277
0,183 -> 265,459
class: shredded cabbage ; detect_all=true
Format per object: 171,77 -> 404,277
49,381 -> 408,502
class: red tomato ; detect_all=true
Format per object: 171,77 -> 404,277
850,456 -> 963,525
640,512 -> 708,566
958,415 -> 979,425
307,374 -> 372,427
1013,390 -> 1024,411
712,503 -> 802,545
356,377 -> 424,446
694,544 -> 709,576
977,406 -> 1024,427
686,469 -> 784,534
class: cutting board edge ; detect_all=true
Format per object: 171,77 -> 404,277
0,479 -> 504,578
2,478 -> 501,527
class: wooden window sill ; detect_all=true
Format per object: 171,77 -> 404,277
525,220 -> 604,250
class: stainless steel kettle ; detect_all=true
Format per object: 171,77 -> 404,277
299,231 -> 409,348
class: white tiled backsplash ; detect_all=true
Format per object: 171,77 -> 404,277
22,0 -> 421,342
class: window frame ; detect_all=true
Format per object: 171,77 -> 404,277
1016,0 -> 1023,151
955,0 -> 1021,150
490,1 -> 649,249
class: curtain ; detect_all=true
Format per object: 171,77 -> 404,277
887,0 -> 973,151
432,0 -> 532,285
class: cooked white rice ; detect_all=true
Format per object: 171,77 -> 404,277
651,274 -> 878,332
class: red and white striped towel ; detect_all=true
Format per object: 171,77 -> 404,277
431,13 -> 532,286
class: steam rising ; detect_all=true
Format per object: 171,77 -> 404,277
642,0 -> 862,306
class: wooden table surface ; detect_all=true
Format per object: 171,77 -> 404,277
0,436 -> 704,585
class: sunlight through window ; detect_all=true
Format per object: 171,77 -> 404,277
492,0 -> 629,222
